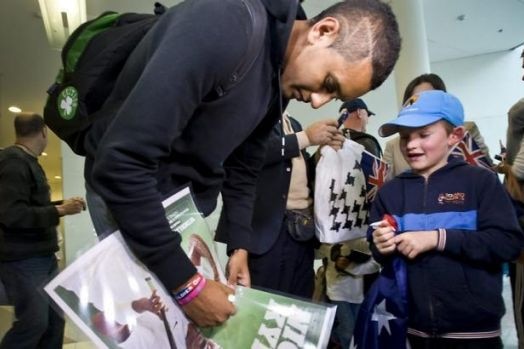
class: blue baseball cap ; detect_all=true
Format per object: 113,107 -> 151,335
378,90 -> 464,137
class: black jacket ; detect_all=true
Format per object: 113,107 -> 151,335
85,0 -> 299,290
0,146 -> 60,261
343,128 -> 382,158
216,117 -> 314,254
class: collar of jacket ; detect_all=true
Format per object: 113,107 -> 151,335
397,157 -> 468,179
260,0 -> 301,69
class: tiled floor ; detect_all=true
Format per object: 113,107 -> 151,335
0,276 -> 520,348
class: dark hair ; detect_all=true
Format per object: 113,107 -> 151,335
310,0 -> 401,90
402,73 -> 447,104
14,113 -> 45,138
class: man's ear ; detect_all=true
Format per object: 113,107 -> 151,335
307,17 -> 341,47
449,126 -> 465,146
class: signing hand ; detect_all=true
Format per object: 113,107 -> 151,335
181,279 -> 235,327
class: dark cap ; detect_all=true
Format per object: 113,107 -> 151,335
339,98 -> 375,116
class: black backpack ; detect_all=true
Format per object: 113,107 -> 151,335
44,0 -> 267,156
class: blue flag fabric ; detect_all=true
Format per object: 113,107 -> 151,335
351,257 -> 408,349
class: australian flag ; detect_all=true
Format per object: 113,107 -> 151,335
351,257 -> 408,349
449,131 -> 492,170
360,150 -> 390,203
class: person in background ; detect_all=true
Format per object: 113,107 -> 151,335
320,99 -> 381,348
0,113 -> 86,349
339,98 -> 382,156
499,46 -> 524,349
371,91 -> 523,349
217,113 -> 344,298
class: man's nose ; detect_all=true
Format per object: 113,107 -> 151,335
309,93 -> 333,109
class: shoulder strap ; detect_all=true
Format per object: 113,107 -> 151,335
215,0 -> 267,96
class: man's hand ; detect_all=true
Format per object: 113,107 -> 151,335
371,220 -> 397,256
395,231 -> 438,259
305,119 -> 340,146
326,133 -> 346,151
56,196 -> 86,216
180,279 -> 235,327
226,249 -> 250,287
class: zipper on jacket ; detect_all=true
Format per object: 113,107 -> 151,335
423,178 -> 438,336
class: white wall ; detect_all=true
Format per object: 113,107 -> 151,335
433,47 -> 524,158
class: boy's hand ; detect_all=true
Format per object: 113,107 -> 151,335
394,231 -> 438,259
372,220 -> 397,256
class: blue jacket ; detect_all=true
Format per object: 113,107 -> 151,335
369,159 -> 524,337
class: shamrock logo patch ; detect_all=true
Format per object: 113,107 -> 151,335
57,86 -> 78,120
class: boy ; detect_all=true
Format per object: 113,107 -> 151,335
370,90 -> 524,349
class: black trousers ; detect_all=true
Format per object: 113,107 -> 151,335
248,217 -> 315,299
408,335 -> 503,349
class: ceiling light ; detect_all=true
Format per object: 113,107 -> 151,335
42,152 -> 48,156
37,0 -> 86,50
54,175 -> 62,180
8,106 -> 22,113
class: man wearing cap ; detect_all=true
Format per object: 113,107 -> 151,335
339,98 -> 382,157
369,90 -> 524,348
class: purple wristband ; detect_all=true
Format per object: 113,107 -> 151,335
177,277 -> 207,306
174,274 -> 203,301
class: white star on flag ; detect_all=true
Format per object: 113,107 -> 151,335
349,337 -> 358,349
371,299 -> 397,335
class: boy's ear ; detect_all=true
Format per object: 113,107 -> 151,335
448,126 -> 465,146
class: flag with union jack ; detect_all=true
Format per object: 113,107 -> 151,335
314,141 -> 390,243
360,150 -> 390,203
449,131 -> 493,170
